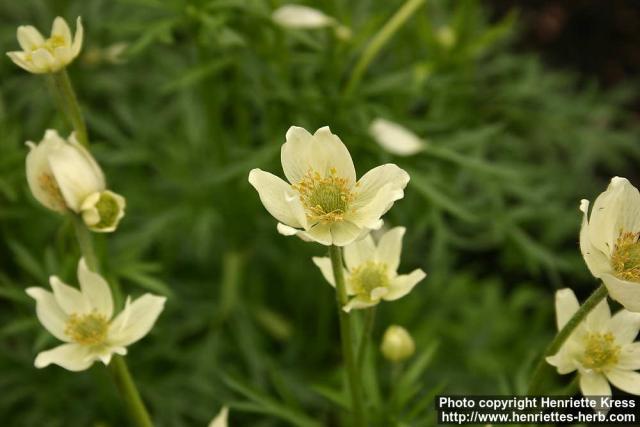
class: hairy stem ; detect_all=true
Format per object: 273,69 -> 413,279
50,69 -> 88,146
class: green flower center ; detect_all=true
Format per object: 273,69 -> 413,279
349,261 -> 389,297
611,231 -> 640,282
94,192 -> 121,229
65,312 -> 109,346
581,332 -> 620,372
293,168 -> 354,223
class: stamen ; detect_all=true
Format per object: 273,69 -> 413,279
581,332 -> 620,372
65,311 -> 109,346
292,167 -> 355,223
611,231 -> 640,282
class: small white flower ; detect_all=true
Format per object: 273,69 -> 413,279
26,258 -> 166,372
7,16 -> 83,74
25,129 -> 126,232
546,288 -> 640,397
249,126 -> 410,246
312,227 -> 425,311
272,5 -> 335,29
580,177 -> 640,312
380,325 -> 415,362
208,406 -> 229,427
369,118 -> 425,157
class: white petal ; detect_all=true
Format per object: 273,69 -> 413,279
34,343 -> 93,371
344,234 -> 375,271
304,223 -> 332,246
605,369 -> 640,395
312,256 -> 336,287
25,287 -> 69,342
281,126 -> 356,186
77,258 -> 113,318
30,48 -> 56,72
384,269 -> 426,301
579,372 -> 611,397
109,294 -> 166,347
71,17 -> 83,57
330,221 -> 363,247
17,25 -> 44,51
25,129 -> 68,212
607,309 -> 640,345
375,227 -> 405,272
272,5 -> 334,29
546,352 -> 577,375
208,406 -> 229,427
51,17 -> 72,47
343,297 -> 378,312
579,199 -> 611,277
248,169 -> 306,228
585,298 -> 611,332
7,51 -> 35,72
554,288 -> 580,330
49,276 -> 89,315
353,164 -> 409,209
616,343 -> 640,370
369,118 -> 425,156
601,272 -> 640,313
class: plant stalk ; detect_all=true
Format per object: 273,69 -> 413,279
50,69 -> 88,146
109,355 -> 154,427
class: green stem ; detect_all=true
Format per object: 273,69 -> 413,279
50,69 -> 88,146
343,0 -> 426,96
356,307 -> 376,370
329,245 -> 365,427
109,355 -> 154,427
527,284 -> 608,395
71,214 -> 98,272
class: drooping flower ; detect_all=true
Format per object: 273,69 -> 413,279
6,16 -> 83,74
208,407 -> 229,427
546,288 -> 640,397
312,227 -> 425,310
369,118 -> 425,157
579,177 -> 640,312
26,258 -> 166,371
249,126 -> 410,246
25,129 -> 126,232
380,325 -> 415,362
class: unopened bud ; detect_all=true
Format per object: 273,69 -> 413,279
380,325 -> 415,362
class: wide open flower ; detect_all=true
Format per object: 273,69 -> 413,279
312,227 -> 425,311
26,129 -> 126,232
7,16 -> 83,74
249,126 -> 410,246
26,258 -> 166,371
546,288 -> 640,397
580,177 -> 640,312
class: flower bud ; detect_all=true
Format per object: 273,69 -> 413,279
81,190 -> 126,233
380,325 -> 415,362
369,118 -> 425,157
7,17 -> 83,74
272,5 -> 335,29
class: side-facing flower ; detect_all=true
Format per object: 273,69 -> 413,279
369,118 -> 425,157
208,407 -> 229,427
580,177 -> 640,312
26,258 -> 166,371
249,126 -> 410,246
546,288 -> 640,397
7,16 -> 83,74
26,129 -> 126,232
381,325 -> 415,362
312,227 -> 425,311
272,5 -> 351,40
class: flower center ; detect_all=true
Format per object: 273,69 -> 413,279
44,35 -> 67,52
611,231 -> 640,282
38,172 -> 66,211
93,192 -> 121,229
581,332 -> 620,372
65,312 -> 109,346
349,261 -> 390,297
292,168 -> 354,223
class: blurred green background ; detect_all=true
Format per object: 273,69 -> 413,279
1,0 -> 639,426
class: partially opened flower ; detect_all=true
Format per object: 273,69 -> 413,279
580,177 -> 640,311
26,258 -> 166,371
312,227 -> 425,311
249,126 -> 410,246
208,407 -> 229,427
369,118 -> 425,157
546,288 -> 640,397
7,16 -> 83,74
381,325 -> 415,362
26,129 -> 126,232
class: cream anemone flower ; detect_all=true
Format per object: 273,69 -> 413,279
272,5 -> 335,29
546,288 -> 640,397
380,325 -> 415,362
7,16 -> 83,74
312,227 -> 425,311
26,258 -> 166,371
208,407 -> 229,427
369,118 -> 425,157
26,129 -> 126,232
249,126 -> 410,246
580,177 -> 640,312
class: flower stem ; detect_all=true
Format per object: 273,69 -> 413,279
356,307 -> 376,370
109,355 -> 154,427
329,245 -> 365,427
527,284 -> 608,395
343,0 -> 426,96
71,214 -> 99,272
50,69 -> 89,146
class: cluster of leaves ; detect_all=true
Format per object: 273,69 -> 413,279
0,0 -> 638,425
